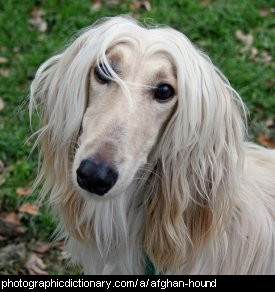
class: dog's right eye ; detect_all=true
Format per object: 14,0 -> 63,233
94,64 -> 112,84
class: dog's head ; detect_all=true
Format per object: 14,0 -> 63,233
73,41 -> 178,199
31,16 -> 182,200
30,16 -> 246,270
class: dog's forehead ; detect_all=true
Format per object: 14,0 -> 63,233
106,43 -> 130,64
106,42 -> 176,80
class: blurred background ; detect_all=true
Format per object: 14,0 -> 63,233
0,0 -> 274,275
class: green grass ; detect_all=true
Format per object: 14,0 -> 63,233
0,0 -> 274,274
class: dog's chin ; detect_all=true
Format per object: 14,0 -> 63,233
74,185 -> 126,202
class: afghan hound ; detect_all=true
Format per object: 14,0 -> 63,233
30,16 -> 275,274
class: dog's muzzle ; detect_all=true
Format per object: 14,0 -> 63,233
76,157 -> 118,196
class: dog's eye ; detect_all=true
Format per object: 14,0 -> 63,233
154,84 -> 175,102
94,64 -> 112,84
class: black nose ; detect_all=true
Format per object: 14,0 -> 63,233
76,158 -> 118,196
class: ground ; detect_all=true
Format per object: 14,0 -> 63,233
0,0 -> 274,275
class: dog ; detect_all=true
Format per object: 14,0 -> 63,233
30,16 -> 275,274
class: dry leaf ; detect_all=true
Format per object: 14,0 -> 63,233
58,250 -> 70,261
250,47 -> 258,60
141,0 -> 151,11
234,30 -> 268,62
13,47 -> 20,53
29,8 -> 47,32
0,218 -> 26,237
38,34 -> 46,41
105,0 -> 119,9
0,98 -> 4,111
0,68 -> 10,77
0,56 -> 8,64
235,30 -> 253,52
91,0 -> 102,11
264,80 -> 275,91
258,135 -> 275,149
0,160 -> 5,186
32,242 -> 51,254
264,119 -> 274,128
19,202 -> 39,215
0,160 -> 4,173
14,225 -> 26,234
26,253 -> 48,275
200,0 -> 212,6
235,30 -> 253,45
52,241 -> 65,251
130,0 -> 151,11
0,243 -> 27,270
259,7 -> 269,16
261,51 -> 272,64
0,235 -> 7,241
3,212 -> 20,225
16,187 -> 31,196
130,2 -> 139,11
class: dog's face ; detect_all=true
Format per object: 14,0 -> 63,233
72,43 -> 177,199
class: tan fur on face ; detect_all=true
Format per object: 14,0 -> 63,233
72,43 -> 178,200
54,43 -> 178,240
37,126 -> 91,241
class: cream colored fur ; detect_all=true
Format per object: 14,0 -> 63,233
30,16 -> 275,274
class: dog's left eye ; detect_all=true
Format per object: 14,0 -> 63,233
154,84 -> 175,102
94,64 -> 112,84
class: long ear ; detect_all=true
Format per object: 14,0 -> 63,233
29,33 -> 92,240
144,40 -> 246,273
29,32 -> 91,201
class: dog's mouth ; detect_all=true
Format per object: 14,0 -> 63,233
76,156 -> 119,197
